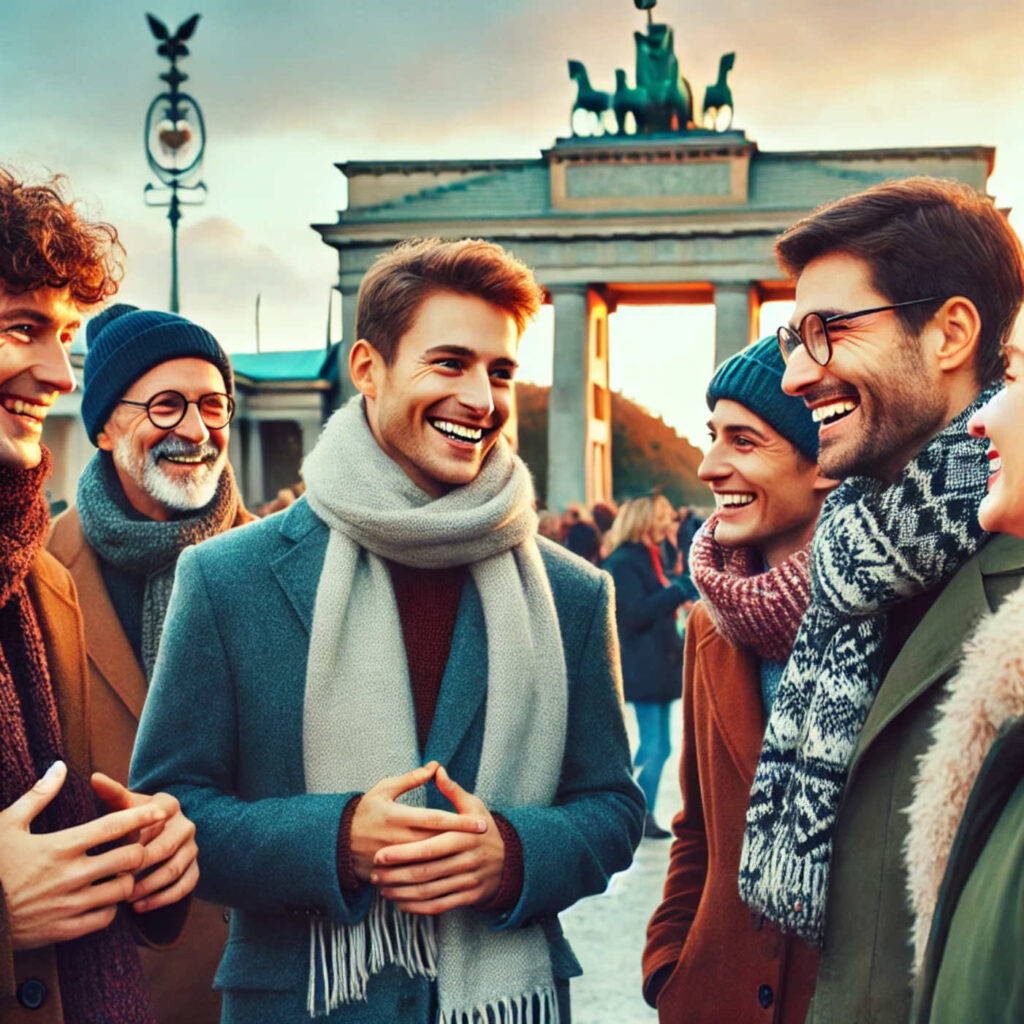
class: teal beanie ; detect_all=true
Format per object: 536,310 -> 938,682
706,336 -> 819,460
82,304 -> 233,444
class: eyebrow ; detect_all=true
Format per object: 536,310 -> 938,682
423,344 -> 519,369
707,420 -> 769,440
1,308 -> 82,330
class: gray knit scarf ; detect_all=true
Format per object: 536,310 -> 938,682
301,396 -> 567,1023
737,390 -> 994,943
77,451 -> 243,679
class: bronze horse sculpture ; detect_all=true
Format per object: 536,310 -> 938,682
568,59 -> 611,135
702,52 -> 735,130
634,22 -> 693,132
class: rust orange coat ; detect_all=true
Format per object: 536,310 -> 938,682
642,602 -> 819,1024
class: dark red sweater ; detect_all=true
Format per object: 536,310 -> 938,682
336,562 -> 523,911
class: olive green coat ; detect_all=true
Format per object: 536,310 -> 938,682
805,533 -> 1024,1024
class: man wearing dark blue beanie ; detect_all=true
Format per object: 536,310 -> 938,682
643,335 -> 833,1022
48,303 -> 250,1024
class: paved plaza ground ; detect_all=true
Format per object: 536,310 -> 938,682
561,701 -> 684,1024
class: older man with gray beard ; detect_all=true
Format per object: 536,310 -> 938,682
48,304 -> 252,1024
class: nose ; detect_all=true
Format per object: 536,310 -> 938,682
781,343 -> 825,397
968,390 -> 999,439
173,401 -> 211,443
36,335 -> 76,395
457,366 -> 495,419
698,443 -> 730,483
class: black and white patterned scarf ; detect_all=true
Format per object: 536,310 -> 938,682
737,389 -> 995,943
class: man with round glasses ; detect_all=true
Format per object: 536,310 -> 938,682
734,176 -> 1024,1024
48,303 -> 252,1023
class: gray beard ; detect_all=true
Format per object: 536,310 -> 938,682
113,434 -> 223,512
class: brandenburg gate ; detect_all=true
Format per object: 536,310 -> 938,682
314,6 -> 994,510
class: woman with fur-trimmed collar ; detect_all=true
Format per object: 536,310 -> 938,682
906,326 -> 1024,1024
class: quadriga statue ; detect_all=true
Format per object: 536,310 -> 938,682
634,22 -> 693,132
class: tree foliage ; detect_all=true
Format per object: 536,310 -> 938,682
515,382 -> 710,509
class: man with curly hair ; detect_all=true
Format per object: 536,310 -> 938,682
0,167 -> 198,1023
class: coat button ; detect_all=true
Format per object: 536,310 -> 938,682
17,977 -> 48,1009
757,983 -> 774,1009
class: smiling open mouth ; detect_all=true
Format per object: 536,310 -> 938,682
811,398 -> 859,426
429,418 -> 492,445
1,396 -> 49,423
160,453 -> 212,465
716,492 -> 755,509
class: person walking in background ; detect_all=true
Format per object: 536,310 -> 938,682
48,304 -> 252,1023
905,320 -> 1024,1024
642,337 -> 832,1022
603,494 -> 690,839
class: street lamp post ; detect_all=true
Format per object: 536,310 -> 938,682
144,13 -> 207,314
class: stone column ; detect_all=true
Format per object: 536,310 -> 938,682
333,287 -> 359,409
241,419 -> 265,507
713,282 -> 761,365
546,286 -> 612,511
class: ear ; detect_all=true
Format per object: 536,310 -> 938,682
932,296 -> 981,375
349,338 -> 384,399
812,468 -> 839,495
96,427 -> 113,452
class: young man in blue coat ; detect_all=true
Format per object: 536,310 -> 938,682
130,237 -> 645,1024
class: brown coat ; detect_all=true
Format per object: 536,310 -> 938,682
48,508 -> 230,1024
643,603 -> 819,1024
1,551 -> 182,1022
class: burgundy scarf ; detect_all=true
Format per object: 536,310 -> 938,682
0,449 -> 153,1023
688,513 -> 811,662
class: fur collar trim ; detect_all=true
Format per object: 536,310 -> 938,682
904,582 -> 1024,974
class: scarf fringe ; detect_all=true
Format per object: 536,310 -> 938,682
307,898 -> 438,1016
740,829 -> 830,941
438,985 -> 559,1024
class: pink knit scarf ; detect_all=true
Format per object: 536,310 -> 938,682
688,513 -> 811,662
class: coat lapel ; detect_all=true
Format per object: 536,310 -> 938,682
851,548 -> 990,771
28,552 -> 92,776
50,510 -> 149,722
423,579 -> 487,771
268,501 -> 328,635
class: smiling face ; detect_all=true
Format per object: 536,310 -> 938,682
353,290 -> 518,497
781,252 -> 949,482
96,357 -> 230,520
969,333 -> 1024,537
0,285 -> 79,470
699,399 -> 831,566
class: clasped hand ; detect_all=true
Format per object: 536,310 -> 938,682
0,761 -> 199,951
350,761 -> 506,916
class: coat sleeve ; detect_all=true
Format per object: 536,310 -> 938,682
609,555 -> 685,632
488,574 -> 645,930
129,547 -> 371,927
641,607 -> 709,1003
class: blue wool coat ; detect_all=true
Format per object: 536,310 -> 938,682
130,498 -> 644,1024
602,542 -> 686,704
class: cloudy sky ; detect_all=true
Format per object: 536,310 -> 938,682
6,0 -> 1023,448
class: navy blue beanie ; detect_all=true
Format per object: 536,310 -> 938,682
706,336 -> 819,460
82,304 -> 234,443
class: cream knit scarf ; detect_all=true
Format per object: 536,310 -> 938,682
301,397 -> 567,1022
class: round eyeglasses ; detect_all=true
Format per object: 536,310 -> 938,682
118,390 -> 235,430
777,297 -> 942,367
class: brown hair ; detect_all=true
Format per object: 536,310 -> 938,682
0,168 -> 124,306
775,176 -> 1024,385
355,237 -> 543,363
